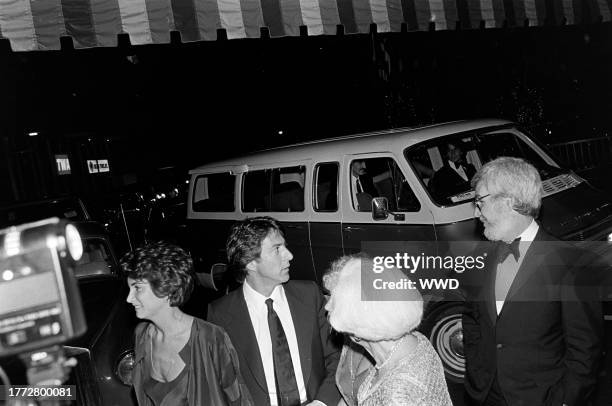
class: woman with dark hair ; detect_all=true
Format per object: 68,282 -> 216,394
121,241 -> 252,406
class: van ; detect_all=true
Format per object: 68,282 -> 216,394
186,118 -> 612,382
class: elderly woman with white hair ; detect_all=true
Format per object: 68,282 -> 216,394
323,254 -> 452,406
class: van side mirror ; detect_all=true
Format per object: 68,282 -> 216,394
371,197 -> 406,221
372,197 -> 389,220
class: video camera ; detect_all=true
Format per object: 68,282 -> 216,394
0,217 -> 86,386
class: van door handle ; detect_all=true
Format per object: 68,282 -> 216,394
344,226 -> 364,232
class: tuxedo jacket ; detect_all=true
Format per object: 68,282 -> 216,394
430,163 -> 476,201
354,175 -> 379,212
462,228 -> 603,406
207,280 -> 341,406
357,174 -> 378,198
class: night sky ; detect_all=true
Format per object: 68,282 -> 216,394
1,22 -> 611,201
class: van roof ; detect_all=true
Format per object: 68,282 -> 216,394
190,118 -> 513,173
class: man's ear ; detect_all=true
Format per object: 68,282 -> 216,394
245,259 -> 258,274
502,195 -> 515,211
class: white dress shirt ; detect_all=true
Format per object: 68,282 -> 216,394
351,174 -> 362,210
495,219 -> 539,314
243,282 -> 307,406
448,160 -> 468,181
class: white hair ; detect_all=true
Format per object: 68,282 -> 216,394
323,256 -> 423,342
471,156 -> 542,217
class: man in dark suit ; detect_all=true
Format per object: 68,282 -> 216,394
463,157 -> 603,406
430,142 -> 476,203
350,159 -> 379,211
208,216 -> 340,406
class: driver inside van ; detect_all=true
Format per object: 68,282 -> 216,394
351,160 -> 379,211
430,142 -> 476,203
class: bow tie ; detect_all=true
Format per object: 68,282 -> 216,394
497,238 -> 521,263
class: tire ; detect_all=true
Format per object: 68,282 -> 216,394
419,302 -> 465,383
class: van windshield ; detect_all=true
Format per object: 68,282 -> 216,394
405,129 -> 565,206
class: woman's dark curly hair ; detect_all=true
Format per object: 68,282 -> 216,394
120,241 -> 194,307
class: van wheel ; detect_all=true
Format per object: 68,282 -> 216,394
420,302 -> 465,383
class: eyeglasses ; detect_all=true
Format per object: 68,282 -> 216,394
473,194 -> 491,210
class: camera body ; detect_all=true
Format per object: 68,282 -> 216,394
0,218 -> 86,358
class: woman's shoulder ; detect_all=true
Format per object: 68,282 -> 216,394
133,321 -> 152,361
192,317 -> 234,345
134,321 -> 152,342
413,331 -> 439,357
394,332 -> 445,375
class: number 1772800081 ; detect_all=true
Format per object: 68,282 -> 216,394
2,385 -> 76,401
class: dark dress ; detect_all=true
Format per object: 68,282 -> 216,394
142,336 -> 191,406
132,318 -> 253,406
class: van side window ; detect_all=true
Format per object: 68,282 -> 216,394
243,166 -> 305,212
314,162 -> 339,212
192,173 -> 235,212
349,157 -> 419,212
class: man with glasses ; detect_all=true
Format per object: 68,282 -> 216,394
462,157 -> 603,406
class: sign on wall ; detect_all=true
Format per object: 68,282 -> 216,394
87,159 -> 111,174
87,160 -> 99,173
97,159 -> 109,173
55,155 -> 71,175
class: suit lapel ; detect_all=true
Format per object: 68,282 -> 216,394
498,228 -> 546,319
284,282 -> 313,383
225,290 -> 269,392
485,247 -> 499,325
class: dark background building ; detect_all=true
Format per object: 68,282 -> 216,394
1,20 -> 611,205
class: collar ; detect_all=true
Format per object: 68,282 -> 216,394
506,219 -> 538,260
448,160 -> 462,169
243,281 -> 285,308
134,320 -> 195,365
517,219 -> 538,242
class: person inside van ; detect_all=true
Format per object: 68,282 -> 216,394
430,142 -> 476,203
351,160 -> 379,211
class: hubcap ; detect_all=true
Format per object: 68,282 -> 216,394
430,314 -> 465,382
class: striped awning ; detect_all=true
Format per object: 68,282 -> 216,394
0,0 -> 610,51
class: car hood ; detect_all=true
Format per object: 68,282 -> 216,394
540,177 -> 612,240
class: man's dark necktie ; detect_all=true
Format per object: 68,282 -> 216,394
265,298 -> 300,406
497,238 -> 521,263
356,178 -> 363,193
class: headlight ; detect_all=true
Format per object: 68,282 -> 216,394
65,224 -> 83,261
114,350 -> 135,386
